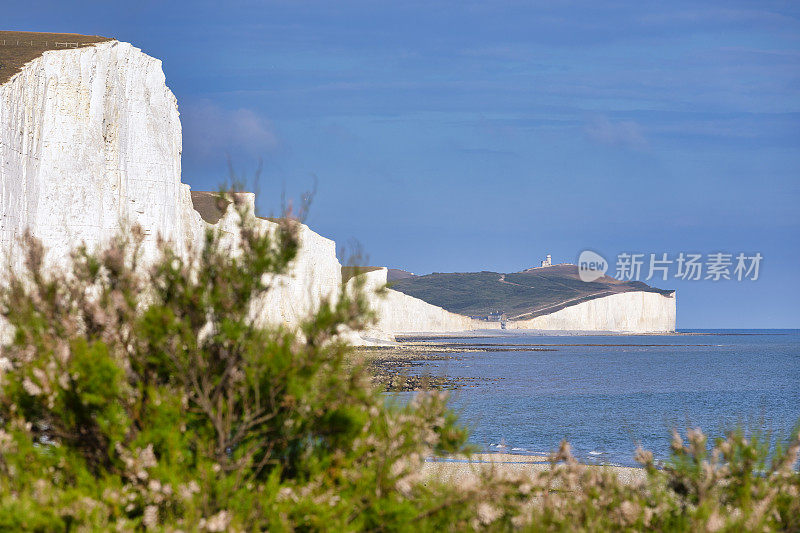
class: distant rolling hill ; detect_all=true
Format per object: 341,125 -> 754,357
387,269 -> 416,282
388,264 -> 674,320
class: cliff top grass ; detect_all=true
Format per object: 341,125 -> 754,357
390,264 -> 674,319
0,31 -> 112,85
190,191 -> 232,224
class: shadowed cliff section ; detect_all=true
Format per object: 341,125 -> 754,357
389,264 -> 674,320
0,31 -> 113,85
341,266 -> 384,284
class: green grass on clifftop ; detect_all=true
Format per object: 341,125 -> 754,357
0,31 -> 112,85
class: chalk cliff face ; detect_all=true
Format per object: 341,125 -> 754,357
507,291 -> 676,333
348,268 -> 474,337
0,40 -> 198,268
191,193 -> 343,329
261,222 -> 342,328
0,40 -> 342,333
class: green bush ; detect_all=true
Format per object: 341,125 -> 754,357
0,194 -> 797,531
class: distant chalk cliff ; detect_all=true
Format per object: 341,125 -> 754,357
351,268 -> 675,335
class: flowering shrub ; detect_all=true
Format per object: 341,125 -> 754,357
0,194 -> 797,531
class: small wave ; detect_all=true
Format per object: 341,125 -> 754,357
588,451 -> 604,456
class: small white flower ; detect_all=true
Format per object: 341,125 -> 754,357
477,502 -> 501,525
22,378 -> 42,396
143,505 -> 158,529
32,367 -> 47,383
139,444 -> 157,468
202,510 -> 230,532
55,343 -> 69,364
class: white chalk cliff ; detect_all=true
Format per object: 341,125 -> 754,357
1,38 -> 676,342
0,40 -> 341,334
347,268 -> 475,338
506,291 -> 676,333
1,40 -> 194,268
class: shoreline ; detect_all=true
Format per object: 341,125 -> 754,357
352,336 -> 730,392
423,453 -> 648,486
395,330 -> 782,342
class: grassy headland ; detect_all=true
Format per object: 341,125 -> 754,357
0,31 -> 112,85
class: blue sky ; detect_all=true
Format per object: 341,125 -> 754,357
7,1 -> 800,328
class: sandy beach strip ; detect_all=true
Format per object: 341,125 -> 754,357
424,454 -> 647,486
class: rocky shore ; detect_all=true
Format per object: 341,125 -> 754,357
352,340 -> 555,391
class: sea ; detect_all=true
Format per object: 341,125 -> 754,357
392,329 -> 800,467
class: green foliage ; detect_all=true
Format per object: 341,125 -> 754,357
0,196 -> 467,530
0,193 -> 797,531
515,430 -> 800,532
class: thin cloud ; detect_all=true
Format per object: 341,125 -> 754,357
585,115 -> 648,149
181,100 -> 279,162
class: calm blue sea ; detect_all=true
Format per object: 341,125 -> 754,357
394,329 -> 800,467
